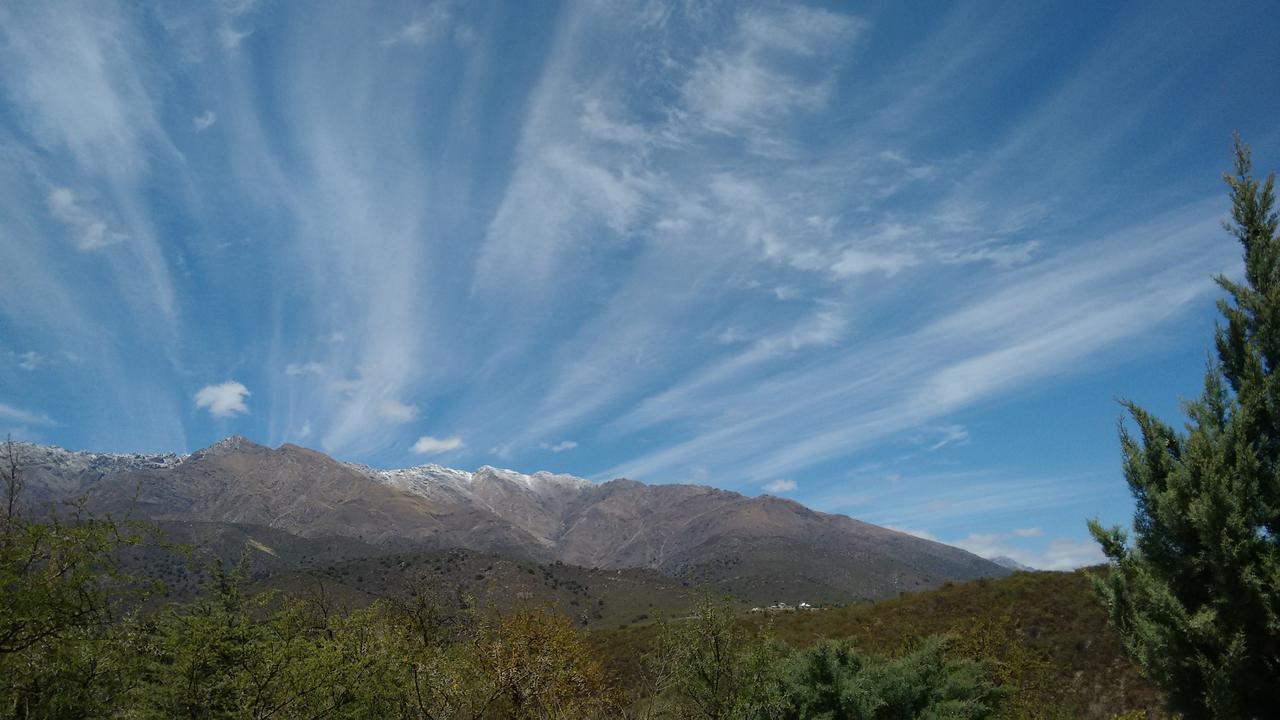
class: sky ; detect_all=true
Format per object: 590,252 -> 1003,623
2,1 -> 1279,570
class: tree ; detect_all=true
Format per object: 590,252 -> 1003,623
0,437 -> 151,717
654,597 -> 787,719
1090,137 -> 1280,719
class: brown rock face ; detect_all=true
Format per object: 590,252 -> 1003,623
12,438 -> 1008,603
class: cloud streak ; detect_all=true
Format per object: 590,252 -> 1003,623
0,402 -> 57,427
412,435 -> 463,455
0,1 -> 1272,559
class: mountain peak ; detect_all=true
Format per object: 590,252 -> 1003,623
475,465 -> 594,492
990,555 -> 1036,572
194,436 -> 268,458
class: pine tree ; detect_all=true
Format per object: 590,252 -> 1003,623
1089,137 -> 1280,719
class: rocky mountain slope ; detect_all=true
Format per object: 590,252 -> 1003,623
11,437 -> 1008,603
112,519 -> 703,629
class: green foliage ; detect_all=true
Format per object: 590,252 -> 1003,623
596,569 -> 1164,718
122,568 -> 614,719
122,564 -> 402,718
652,599 -> 789,719
1,443 -> 615,719
773,636 -> 1001,720
950,617 -> 1065,720
1090,137 -> 1280,718
0,438 -> 152,718
642,598 -> 1003,719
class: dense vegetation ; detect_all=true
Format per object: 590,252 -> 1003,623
1,450 -> 1001,718
0,439 -> 1111,719
1090,137 -> 1280,718
0,445 -> 1154,718
595,571 -> 1163,719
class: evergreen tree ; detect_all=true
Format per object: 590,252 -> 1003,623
1089,137 -> 1280,719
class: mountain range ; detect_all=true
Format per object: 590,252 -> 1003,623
9,437 -> 1009,605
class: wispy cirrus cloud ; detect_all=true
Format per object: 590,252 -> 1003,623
284,362 -> 326,377
46,188 -> 126,251
378,400 -> 420,424
380,2 -> 467,48
16,352 -> 43,371
0,402 -> 57,427
1,1 -> 1272,557
600,200 -> 1229,485
679,5 -> 865,146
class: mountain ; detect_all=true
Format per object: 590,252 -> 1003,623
990,555 -> 1037,572
9,438 -> 1009,604
111,519 -> 704,628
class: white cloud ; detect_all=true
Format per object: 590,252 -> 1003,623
320,331 -> 347,344
17,351 -> 42,371
411,435 -> 463,455
600,201 -> 1229,485
219,26 -> 252,50
1038,538 -> 1107,570
0,402 -> 56,426
885,526 -> 938,542
831,249 -> 919,278
763,478 -> 798,494
949,531 -> 1105,571
284,362 -> 326,377
193,110 -> 217,132
217,0 -> 261,50
611,305 -> 849,437
194,381 -> 250,418
942,241 -> 1041,268
542,440 -> 577,453
928,424 -> 970,451
46,188 -> 125,251
298,421 -> 312,440
378,400 -> 419,423
380,4 -> 453,47
1013,527 -> 1044,537
680,6 -> 864,141
381,21 -> 436,47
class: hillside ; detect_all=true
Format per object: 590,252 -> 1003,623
14,438 -> 1009,605
592,569 -> 1166,719
117,520 -> 711,629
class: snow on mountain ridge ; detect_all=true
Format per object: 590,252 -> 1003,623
10,439 -> 594,500
360,462 -> 594,500
475,465 -> 594,492
9,441 -> 189,474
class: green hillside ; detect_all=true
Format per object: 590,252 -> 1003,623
592,569 -> 1166,719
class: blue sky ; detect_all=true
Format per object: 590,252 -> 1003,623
2,1 -> 1278,569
